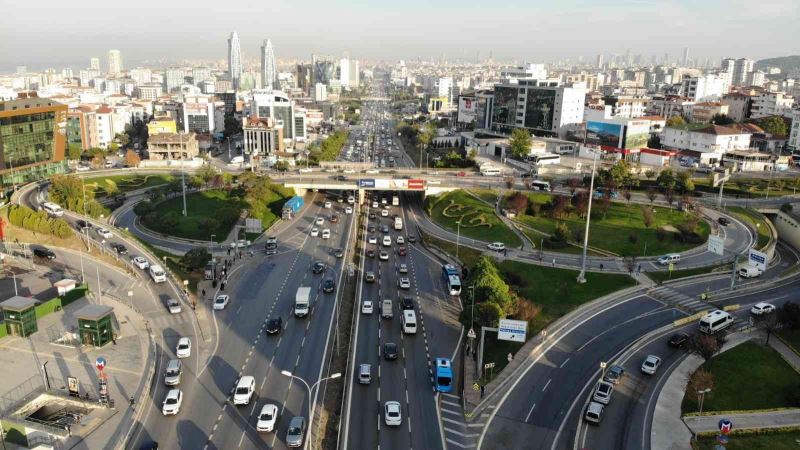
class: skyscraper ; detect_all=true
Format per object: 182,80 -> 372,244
107,50 -> 122,76
90,57 -> 100,71
596,54 -> 603,69
260,39 -> 278,90
732,58 -> 754,86
339,58 -> 359,88
228,32 -> 242,91
682,47 -> 689,67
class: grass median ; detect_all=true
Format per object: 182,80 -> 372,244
426,190 -> 522,248
648,263 -> 733,284
694,429 -> 800,450
681,341 -> 800,414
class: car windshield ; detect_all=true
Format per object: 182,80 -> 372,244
166,398 -> 177,404
261,412 -> 273,420
179,344 -> 188,349
289,426 -> 301,434
236,387 -> 249,394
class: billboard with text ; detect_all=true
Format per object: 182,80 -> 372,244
585,121 -> 623,148
457,96 -> 477,124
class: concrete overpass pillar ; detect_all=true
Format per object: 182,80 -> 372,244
358,189 -> 366,205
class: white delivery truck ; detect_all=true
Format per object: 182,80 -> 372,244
738,265 -> 763,278
295,287 -> 311,317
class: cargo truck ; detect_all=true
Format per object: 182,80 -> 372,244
282,196 -> 304,219
382,299 -> 394,319
295,287 -> 311,317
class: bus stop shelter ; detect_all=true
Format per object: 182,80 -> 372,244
75,304 -> 115,347
0,296 -> 38,337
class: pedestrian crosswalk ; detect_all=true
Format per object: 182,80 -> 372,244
648,286 -> 711,315
439,393 -> 479,449
146,313 -> 193,331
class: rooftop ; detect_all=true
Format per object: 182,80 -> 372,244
148,132 -> 198,144
0,296 -> 37,311
74,304 -> 114,321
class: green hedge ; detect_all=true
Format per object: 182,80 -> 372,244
0,324 -> 7,339
35,298 -> 61,319
34,284 -> 89,320
7,204 -> 73,238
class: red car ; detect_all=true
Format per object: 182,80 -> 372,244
456,171 -> 466,177
398,246 -> 407,256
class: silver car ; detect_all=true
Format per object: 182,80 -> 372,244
286,416 -> 306,447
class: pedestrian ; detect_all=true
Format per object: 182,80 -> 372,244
129,396 -> 136,409
249,249 -> 254,257
221,281 -> 226,290
480,384 -> 485,398
637,264 -> 642,274
504,248 -> 508,257
600,263 -> 604,271
552,258 -> 556,267
227,248 -> 231,256
201,289 -> 206,298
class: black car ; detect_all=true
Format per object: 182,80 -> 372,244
33,247 -> 56,260
383,342 -> 398,360
312,262 -> 326,274
400,296 -> 414,310
266,317 -> 283,335
76,219 -> 92,230
668,332 -> 690,348
334,248 -> 344,258
717,217 -> 730,226
407,235 -> 416,243
110,243 -> 128,255
381,225 -> 389,233
368,224 -> 376,233
323,279 -> 336,293
366,249 -> 376,258
330,214 -> 340,224
369,213 -> 377,220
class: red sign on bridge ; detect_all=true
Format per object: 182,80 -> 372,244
408,179 -> 425,190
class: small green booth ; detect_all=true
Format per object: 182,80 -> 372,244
75,304 -> 115,347
0,296 -> 38,337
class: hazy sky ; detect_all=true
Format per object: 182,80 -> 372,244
2,0 -> 799,71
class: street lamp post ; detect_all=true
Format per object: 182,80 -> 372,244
577,151 -> 599,284
281,370 -> 341,450
694,388 -> 712,441
3,269 -> 18,296
456,220 -> 461,259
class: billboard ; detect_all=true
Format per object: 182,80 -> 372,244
707,235 -> 725,256
622,120 -> 650,149
358,179 -> 375,188
457,96 -> 477,124
585,121 -> 623,148
498,319 -> 527,343
408,179 -> 425,190
748,248 -> 767,271
374,179 -> 408,189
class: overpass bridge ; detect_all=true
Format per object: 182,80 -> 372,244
282,176 -> 458,200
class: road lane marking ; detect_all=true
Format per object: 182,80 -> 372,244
559,358 -> 570,369
542,379 -> 551,392
525,403 -> 537,422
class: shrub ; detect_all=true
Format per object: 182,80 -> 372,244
656,228 -> 668,242
7,204 -> 73,238
180,247 -> 211,271
629,233 -> 639,244
552,222 -> 570,242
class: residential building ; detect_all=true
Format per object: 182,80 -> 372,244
107,50 -> 122,76
500,63 -> 547,82
601,95 -> 650,118
90,57 -> 100,71
165,68 -> 185,93
732,58 -> 754,86
748,71 -> 766,87
314,83 -> 328,102
130,68 -> 152,85
647,96 -> 695,119
228,32 -> 242,91
722,150 -> 773,171
251,90 -> 298,140
490,79 -> 585,136
243,116 -> 284,158
191,67 -> 213,86
136,83 -> 163,101
721,93 -> 752,122
681,74 -> 727,101
0,96 -> 68,187
147,132 -> 199,160
182,95 -> 216,133
661,124 -> 751,164
688,102 -> 729,123
750,92 -> 795,119
147,116 -> 177,135
94,105 -> 115,148
261,39 -> 278,90
790,109 -> 800,151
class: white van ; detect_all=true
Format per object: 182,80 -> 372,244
358,364 -> 372,385
164,359 -> 182,386
738,265 -> 763,278
699,310 -> 733,334
42,202 -> 64,217
657,253 -> 680,266
149,264 -> 167,283
401,310 -> 417,334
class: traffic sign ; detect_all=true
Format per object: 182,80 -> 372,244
358,179 -> 375,188
498,319 -> 527,343
748,248 -> 767,271
408,179 -> 425,190
95,357 -> 107,372
718,418 -> 733,434
707,235 -> 725,256
484,363 -> 496,370
668,263 -> 674,272
472,383 -> 480,391
467,328 -> 476,339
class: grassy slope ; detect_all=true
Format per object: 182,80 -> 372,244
428,190 -> 522,248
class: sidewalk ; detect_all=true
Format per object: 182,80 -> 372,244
650,332 -> 754,450
684,408 -> 800,434
0,293 -> 153,449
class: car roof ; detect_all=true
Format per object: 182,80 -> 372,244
178,337 -> 189,344
587,402 -> 603,413
289,416 -> 304,426
238,376 -> 255,385
166,389 -> 181,398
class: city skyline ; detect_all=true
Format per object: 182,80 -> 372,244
2,0 -> 799,72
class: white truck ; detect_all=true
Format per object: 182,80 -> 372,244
394,217 -> 403,231
392,195 -> 399,206
738,265 -> 763,278
382,299 -> 394,319
295,287 -> 311,317
149,264 -> 167,283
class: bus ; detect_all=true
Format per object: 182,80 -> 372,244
528,154 -> 561,166
42,202 -> 64,217
435,358 -> 453,393
442,264 -> 462,296
530,180 -> 551,191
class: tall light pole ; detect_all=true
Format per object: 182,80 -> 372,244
694,388 -> 712,442
281,370 -> 341,450
180,133 -> 187,217
456,220 -> 461,259
577,151 -> 598,284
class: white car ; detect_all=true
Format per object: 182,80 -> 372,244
324,201 -> 332,209
382,235 -> 392,247
592,381 -> 614,405
366,169 -> 380,174
396,236 -> 405,245
487,242 -> 505,252
256,404 -> 279,432
372,201 -> 379,208
233,376 -> 256,405
176,337 -> 191,358
398,278 -> 411,289
97,228 -> 113,239
368,235 -> 378,244
213,295 -> 230,310
131,256 -> 149,270
298,168 -> 313,173
315,217 -> 324,226
379,251 -> 389,261
641,355 -> 662,375
381,209 -> 389,217
162,389 -> 183,416
166,298 -> 182,314
384,401 -> 402,426
75,164 -> 91,172
399,264 -> 408,274
321,229 -> 331,239
345,206 -> 353,214
362,300 -> 374,314
235,239 -> 250,248
310,228 -> 320,237
751,302 -> 776,315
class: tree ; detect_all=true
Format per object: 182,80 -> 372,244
223,114 -> 242,138
508,128 -> 532,159
686,369 -> 715,404
755,312 -> 781,345
623,189 -> 632,205
67,144 -> 82,161
647,134 -> 661,149
641,206 -> 654,228
476,302 -> 504,328
677,171 -> 694,193
607,160 -> 637,188
180,247 -> 211,271
124,150 -> 141,168
418,122 -> 435,150
666,116 -> 687,127
646,188 -> 657,205
645,169 -> 657,181
656,168 -> 677,191
507,192 -> 528,213
664,189 -> 676,208
566,178 -> 580,196
573,192 -> 589,218
274,160 -> 289,171
778,302 -> 800,331
552,222 -> 570,242
597,195 -> 612,219
710,114 -> 735,125
688,334 -> 720,365
197,164 -> 216,185
115,133 -> 131,147
753,116 -> 788,136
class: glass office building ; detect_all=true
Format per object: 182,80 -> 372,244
0,97 -> 68,188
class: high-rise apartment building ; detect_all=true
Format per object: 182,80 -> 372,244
296,64 -> 313,94
732,58 -> 754,86
596,54 -> 604,69
108,49 -> 123,76
0,96 -> 68,187
90,57 -> 100,71
682,47 -> 689,67
260,39 -> 278,90
490,80 -> 585,135
251,90 -> 298,139
339,58 -> 360,88
165,68 -> 185,93
228,32 -> 242,91
681,74 -> 727,101
192,67 -> 213,86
